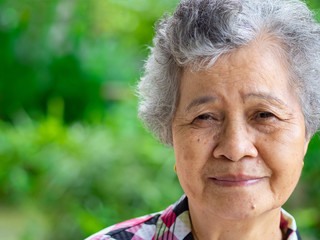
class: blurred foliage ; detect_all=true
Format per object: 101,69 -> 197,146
0,0 -> 178,122
0,0 -> 319,239
0,103 -> 183,239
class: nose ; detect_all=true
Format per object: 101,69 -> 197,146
213,120 -> 258,161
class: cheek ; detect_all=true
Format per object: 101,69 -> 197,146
261,122 -> 306,165
174,135 -> 211,197
173,129 -> 214,173
270,142 -> 303,183
259,129 -> 305,201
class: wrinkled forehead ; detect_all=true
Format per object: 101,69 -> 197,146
177,36 -> 296,107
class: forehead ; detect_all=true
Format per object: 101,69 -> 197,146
180,39 -> 290,97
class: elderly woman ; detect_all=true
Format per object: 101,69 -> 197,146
87,0 -> 320,239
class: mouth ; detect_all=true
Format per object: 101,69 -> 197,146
209,175 -> 266,187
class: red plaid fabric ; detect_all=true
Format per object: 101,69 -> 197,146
86,195 -> 301,240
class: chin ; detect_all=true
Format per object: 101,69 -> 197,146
201,192 -> 279,221
207,203 -> 258,220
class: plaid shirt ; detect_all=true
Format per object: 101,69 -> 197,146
86,195 -> 301,240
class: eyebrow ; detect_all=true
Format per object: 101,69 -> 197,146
184,92 -> 289,113
185,96 -> 217,112
243,92 -> 288,108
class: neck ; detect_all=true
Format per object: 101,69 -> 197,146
189,203 -> 283,240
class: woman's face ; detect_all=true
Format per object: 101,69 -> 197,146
172,40 -> 310,220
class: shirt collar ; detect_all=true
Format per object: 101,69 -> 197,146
156,195 -> 301,240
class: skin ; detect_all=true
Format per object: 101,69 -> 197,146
172,39 -> 310,240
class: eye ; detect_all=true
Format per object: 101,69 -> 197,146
256,112 -> 275,119
252,111 -> 279,124
191,113 -> 220,128
251,111 -> 280,133
197,114 -> 214,120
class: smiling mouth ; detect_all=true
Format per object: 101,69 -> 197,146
210,176 -> 266,187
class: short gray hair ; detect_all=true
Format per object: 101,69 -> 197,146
138,0 -> 320,146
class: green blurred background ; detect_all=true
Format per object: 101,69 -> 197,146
0,0 -> 319,239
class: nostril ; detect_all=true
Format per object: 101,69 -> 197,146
212,137 -> 258,161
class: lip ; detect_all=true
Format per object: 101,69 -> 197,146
209,175 -> 266,187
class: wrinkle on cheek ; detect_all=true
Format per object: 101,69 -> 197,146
179,135 -> 210,164
269,121 -> 305,144
181,145 -> 195,163
272,181 -> 291,204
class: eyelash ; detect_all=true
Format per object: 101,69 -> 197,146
193,111 -> 277,124
253,111 -> 277,120
196,114 -> 214,120
191,113 -> 220,126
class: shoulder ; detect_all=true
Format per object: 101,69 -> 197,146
85,195 -> 190,240
85,213 -> 161,240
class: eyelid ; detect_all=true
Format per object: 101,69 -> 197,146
251,111 -> 279,121
257,111 -> 276,117
193,114 -> 210,123
191,113 -> 221,128
198,113 -> 219,119
193,113 -> 222,123
198,113 -> 212,118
